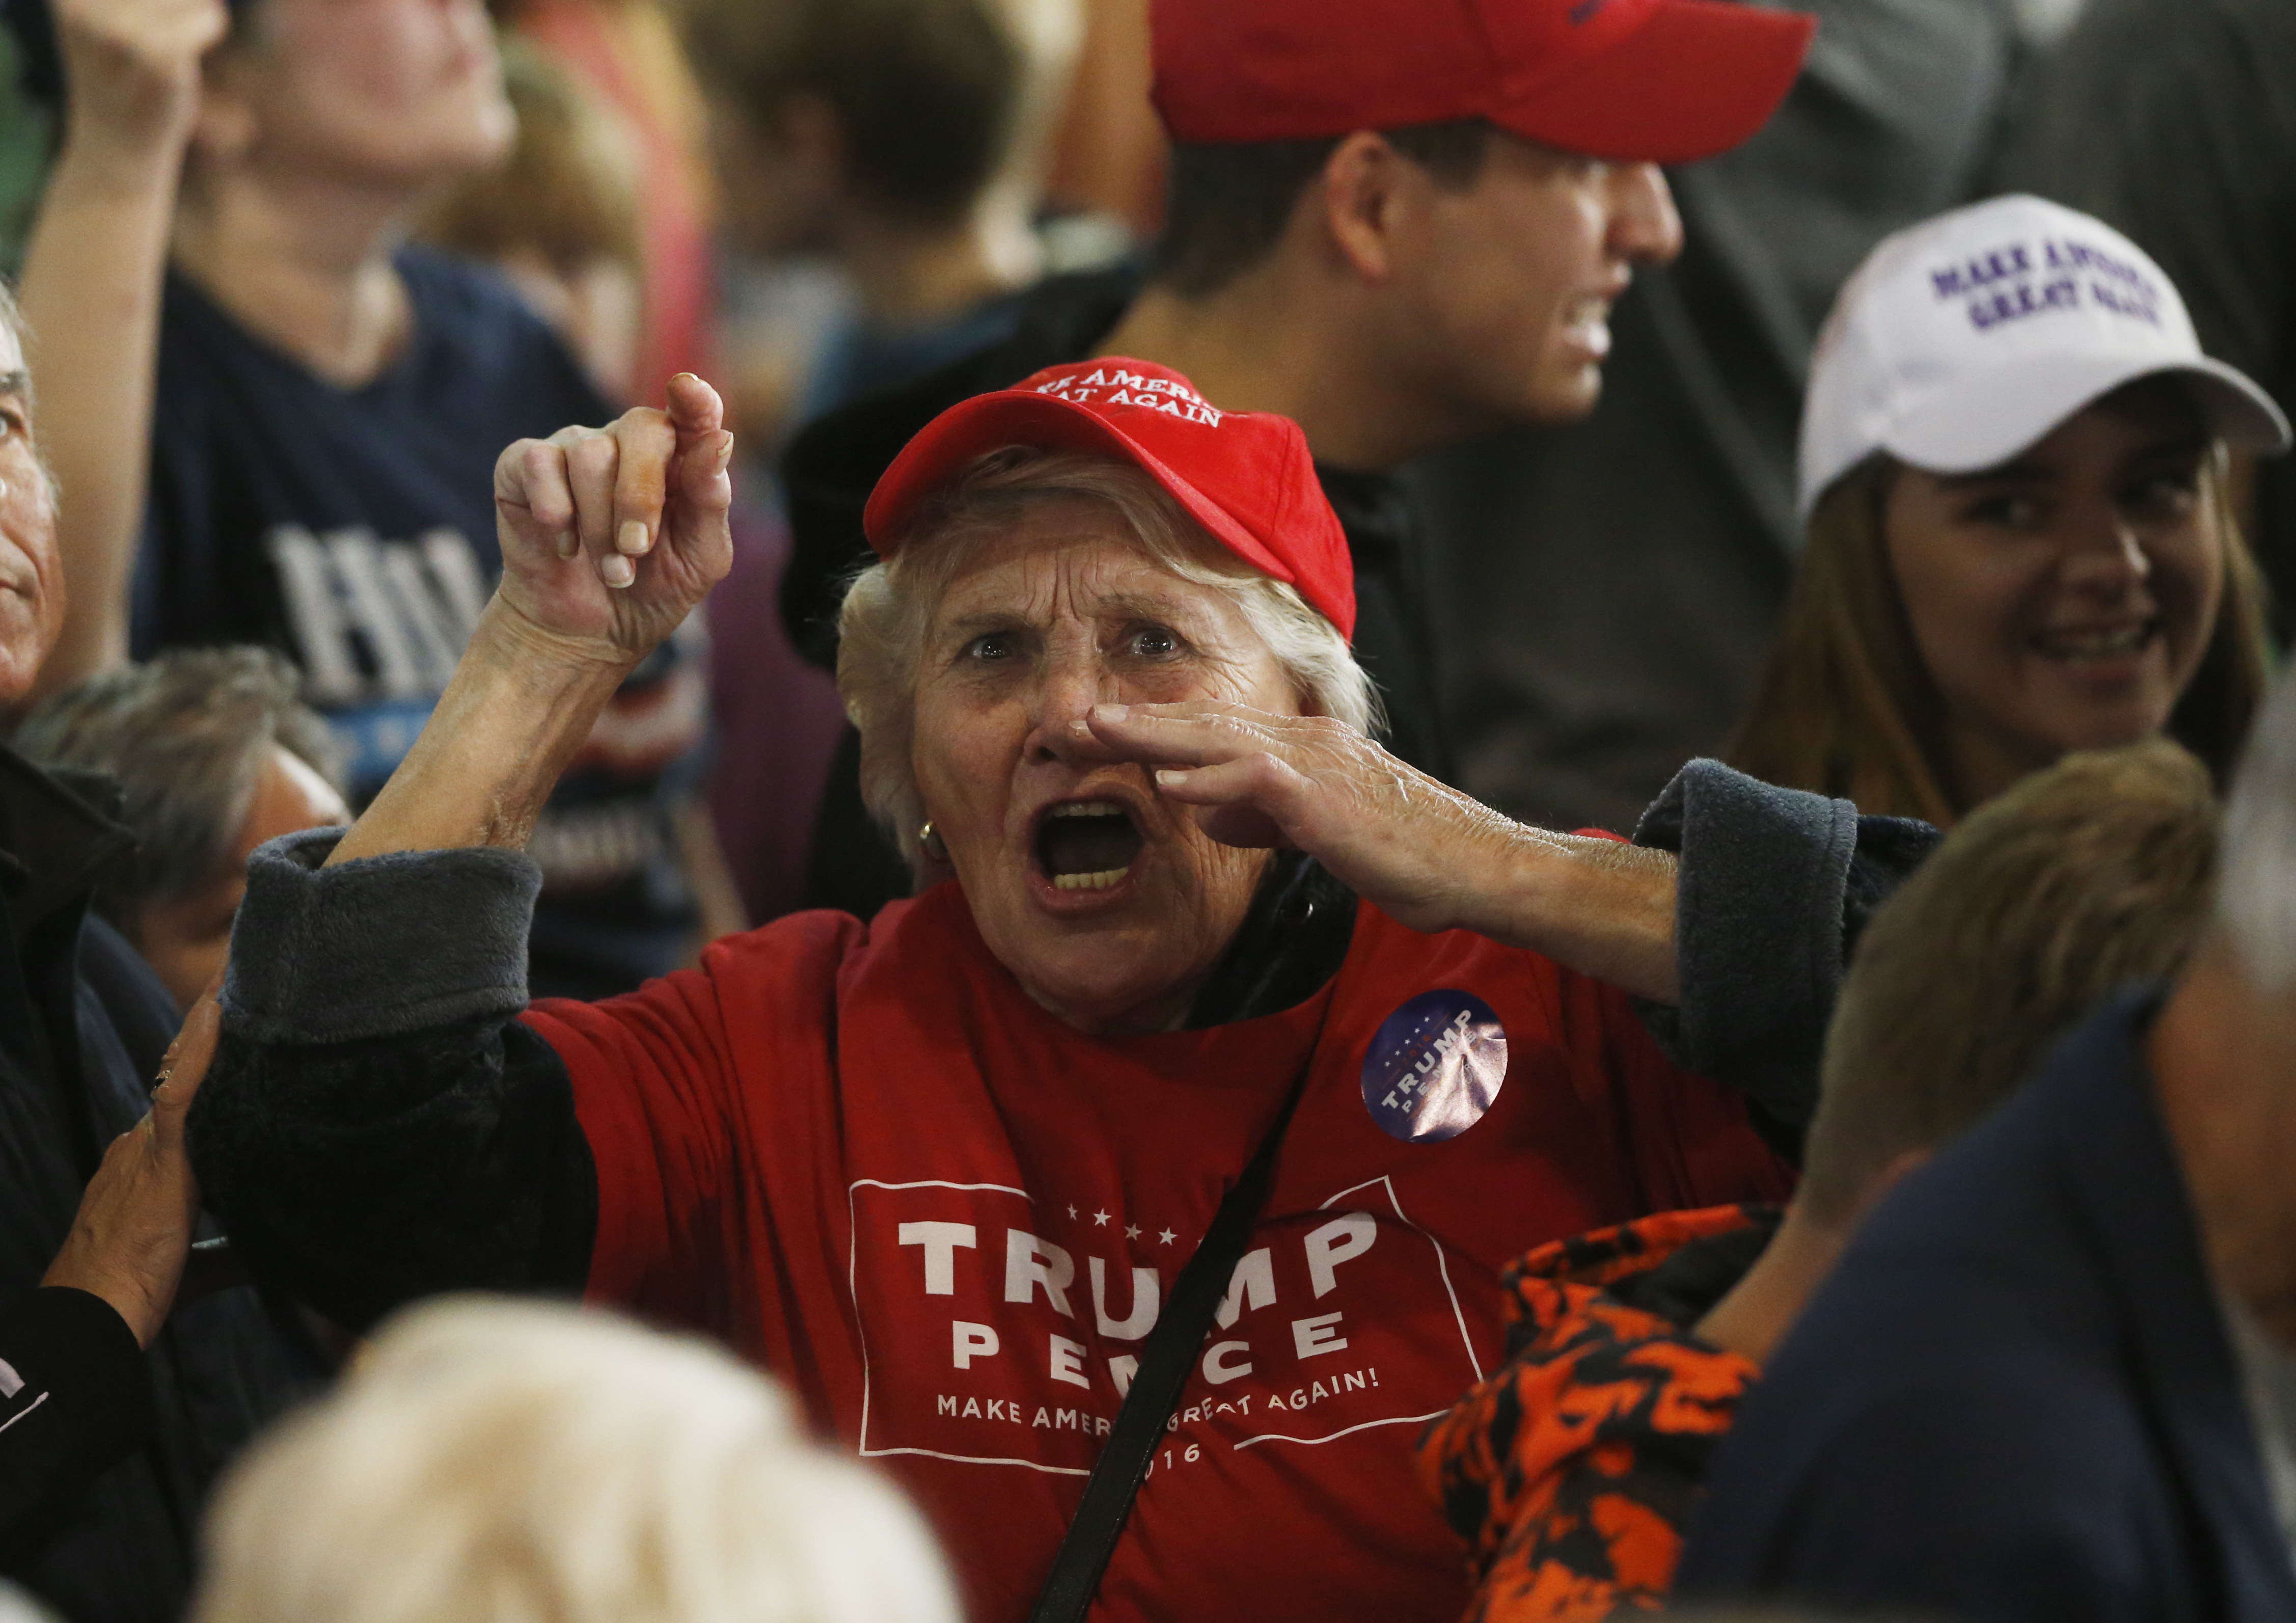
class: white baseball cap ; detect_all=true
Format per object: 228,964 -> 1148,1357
1798,193 -> 2290,519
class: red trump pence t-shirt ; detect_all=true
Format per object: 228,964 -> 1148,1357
523,883 -> 1790,1623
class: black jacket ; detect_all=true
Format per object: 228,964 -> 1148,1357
1679,990 -> 2296,1623
0,749 -> 309,1623
776,268 -> 1457,921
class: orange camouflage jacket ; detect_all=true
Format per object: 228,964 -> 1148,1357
1417,1205 -> 1778,1623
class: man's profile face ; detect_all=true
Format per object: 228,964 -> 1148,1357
0,323 -> 63,705
1381,133 -> 1682,429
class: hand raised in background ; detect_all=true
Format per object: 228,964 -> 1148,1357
52,0 -> 228,164
491,372 -> 736,672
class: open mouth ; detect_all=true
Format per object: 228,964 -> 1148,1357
2032,619 -> 2161,663
1034,800 -> 1145,893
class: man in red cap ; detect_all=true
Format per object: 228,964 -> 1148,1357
780,0 -> 1816,918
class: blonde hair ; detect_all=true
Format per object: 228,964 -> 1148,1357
193,1298 -> 959,1623
1731,449 -> 2273,826
837,448 -> 1378,868
1800,738 -> 2219,1225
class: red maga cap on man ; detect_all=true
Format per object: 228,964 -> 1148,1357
864,359 -> 1358,641
1152,0 -> 1816,166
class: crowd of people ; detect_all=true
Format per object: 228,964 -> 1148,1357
0,0 -> 2289,1620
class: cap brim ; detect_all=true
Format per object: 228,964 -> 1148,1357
863,389 -> 1300,588
1888,352 -> 2293,477
1492,0 -> 1815,166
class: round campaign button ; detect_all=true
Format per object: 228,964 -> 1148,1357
1359,990 -> 1508,1144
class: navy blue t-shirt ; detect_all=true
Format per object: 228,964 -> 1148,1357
132,246 -> 701,998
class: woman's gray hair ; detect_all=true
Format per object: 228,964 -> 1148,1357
14,647 -> 343,934
2219,666 -> 2296,993
837,448 -> 1380,868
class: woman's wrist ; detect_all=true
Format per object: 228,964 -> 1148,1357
1442,819 -> 1570,943
479,591 -> 650,686
327,600 -> 637,864
53,96 -> 200,198
1471,825 -> 1682,1004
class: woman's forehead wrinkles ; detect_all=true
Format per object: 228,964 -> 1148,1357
937,546 -> 1239,632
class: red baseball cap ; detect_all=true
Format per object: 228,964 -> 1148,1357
1151,0 -> 1816,166
864,359 -> 1357,641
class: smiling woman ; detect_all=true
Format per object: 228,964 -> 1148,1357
1733,195 -> 2286,824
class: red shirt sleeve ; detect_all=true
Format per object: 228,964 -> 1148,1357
516,911 -> 864,1345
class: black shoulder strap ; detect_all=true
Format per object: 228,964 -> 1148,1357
1025,1077 -> 1307,1623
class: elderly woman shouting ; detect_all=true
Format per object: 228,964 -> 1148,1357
189,365 -> 1923,1623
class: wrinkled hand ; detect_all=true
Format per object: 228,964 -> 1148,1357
1085,701 -> 1532,935
54,0 -> 227,163
491,373 -> 735,670
41,984 -> 221,1347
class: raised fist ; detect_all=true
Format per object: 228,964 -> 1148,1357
491,372 -> 736,670
54,0 -> 228,159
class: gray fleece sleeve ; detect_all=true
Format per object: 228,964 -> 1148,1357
222,827 -> 540,1042
1633,760 -> 1941,1145
192,829 -> 596,1331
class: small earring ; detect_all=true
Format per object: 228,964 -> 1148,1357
918,820 -> 948,862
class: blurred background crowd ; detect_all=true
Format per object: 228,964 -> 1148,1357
0,0 -> 2282,943
0,0 -> 2292,1618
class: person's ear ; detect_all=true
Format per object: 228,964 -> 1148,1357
1316,131 -> 1413,286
